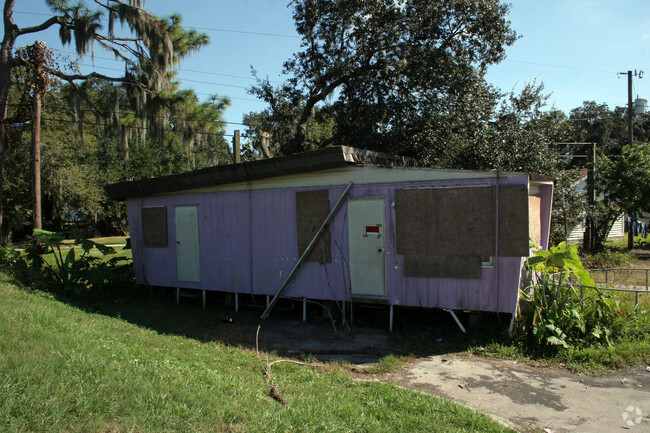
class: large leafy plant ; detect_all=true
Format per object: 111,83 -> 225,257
520,242 -> 620,349
30,229 -> 128,293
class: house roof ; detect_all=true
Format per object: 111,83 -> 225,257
104,145 -> 554,201
104,146 -> 415,200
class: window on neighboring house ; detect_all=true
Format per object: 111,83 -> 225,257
142,206 -> 168,248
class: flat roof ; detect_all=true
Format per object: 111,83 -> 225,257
104,145 -> 553,201
105,146 -> 415,200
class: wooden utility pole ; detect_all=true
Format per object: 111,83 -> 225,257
619,70 -> 644,249
30,41 -> 46,231
232,129 -> 241,163
627,70 -> 634,249
585,142 -> 596,250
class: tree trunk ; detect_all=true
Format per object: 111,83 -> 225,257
628,214 -> 635,250
0,0 -> 19,243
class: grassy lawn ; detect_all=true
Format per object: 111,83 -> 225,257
61,236 -> 129,246
0,276 -> 514,433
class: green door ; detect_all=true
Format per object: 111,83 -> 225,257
348,198 -> 386,296
175,205 -> 201,283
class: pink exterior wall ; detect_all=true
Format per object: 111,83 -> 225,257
127,174 -> 543,313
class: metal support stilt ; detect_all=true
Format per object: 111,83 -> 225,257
342,301 -> 346,326
389,304 -> 394,332
302,297 -> 307,323
176,288 -> 180,306
235,293 -> 239,312
202,290 -> 206,310
508,310 -> 516,337
449,309 -> 467,334
266,295 -> 270,308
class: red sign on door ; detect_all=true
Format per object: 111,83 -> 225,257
365,225 -> 380,236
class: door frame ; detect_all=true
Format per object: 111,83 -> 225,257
347,197 -> 387,297
175,205 -> 201,283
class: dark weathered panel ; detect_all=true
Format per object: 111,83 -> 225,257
404,255 -> 482,279
141,206 -> 168,248
498,185 -> 530,256
434,187 -> 495,256
395,188 -> 430,255
296,190 -> 331,264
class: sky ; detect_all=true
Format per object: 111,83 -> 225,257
5,0 -> 650,140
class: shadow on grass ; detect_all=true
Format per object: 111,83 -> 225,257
50,281 -> 516,363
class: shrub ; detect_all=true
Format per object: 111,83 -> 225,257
517,242 -> 628,351
3,229 -> 134,297
581,249 -> 630,269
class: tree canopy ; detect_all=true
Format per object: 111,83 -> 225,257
249,0 -> 517,158
0,0 -> 229,242
596,143 -> 650,249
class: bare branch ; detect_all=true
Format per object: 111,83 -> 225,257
18,16 -> 65,36
42,64 -> 143,88
96,38 -> 143,67
96,34 -> 142,43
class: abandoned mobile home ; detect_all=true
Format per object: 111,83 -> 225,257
105,146 -> 553,328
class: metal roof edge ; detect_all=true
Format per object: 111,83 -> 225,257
106,146 -> 403,201
104,145 -> 554,201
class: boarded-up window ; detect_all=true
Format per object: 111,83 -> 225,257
142,206 -> 168,248
296,190 -> 331,264
395,185 -> 529,278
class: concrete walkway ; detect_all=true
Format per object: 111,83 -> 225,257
389,354 -> 650,433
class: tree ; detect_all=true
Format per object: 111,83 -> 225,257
596,143 -> 650,250
250,0 -> 517,157
456,81 -> 571,174
0,0 -> 206,243
244,75 -> 336,158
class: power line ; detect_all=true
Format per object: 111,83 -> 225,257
69,62 -> 252,90
35,58 -> 268,103
13,10 -> 300,39
187,25 -> 299,39
50,48 -> 284,84
6,102 -> 246,126
502,59 -> 618,75
38,115 -> 235,136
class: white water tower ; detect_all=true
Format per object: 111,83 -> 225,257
634,97 -> 647,114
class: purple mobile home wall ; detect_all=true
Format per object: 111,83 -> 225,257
127,171 -> 546,314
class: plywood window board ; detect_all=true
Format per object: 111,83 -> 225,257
142,206 -> 168,248
296,190 -> 332,264
395,185 -> 530,278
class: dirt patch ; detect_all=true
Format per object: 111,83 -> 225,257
389,354 -> 650,433
194,320 -> 400,364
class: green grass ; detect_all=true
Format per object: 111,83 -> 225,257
0,276 -> 514,433
61,236 -> 129,246
387,303 -> 650,374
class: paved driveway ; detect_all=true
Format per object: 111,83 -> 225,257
389,354 -> 650,433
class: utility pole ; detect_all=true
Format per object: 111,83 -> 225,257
232,129 -> 241,163
618,70 -> 644,249
30,41 -> 46,231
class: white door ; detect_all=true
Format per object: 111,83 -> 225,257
348,198 -> 386,296
175,205 -> 201,283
